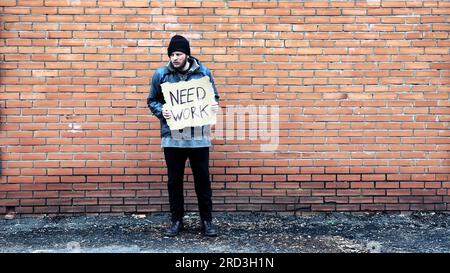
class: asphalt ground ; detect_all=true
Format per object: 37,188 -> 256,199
1,211 -> 449,253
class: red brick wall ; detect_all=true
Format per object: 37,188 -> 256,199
0,0 -> 449,215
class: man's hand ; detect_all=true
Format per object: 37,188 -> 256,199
211,101 -> 219,113
162,106 -> 172,119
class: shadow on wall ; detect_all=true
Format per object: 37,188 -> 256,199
0,100 -> 15,218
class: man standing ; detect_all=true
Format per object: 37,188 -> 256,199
147,35 -> 220,237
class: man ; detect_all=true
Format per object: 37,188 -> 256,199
147,35 -> 220,237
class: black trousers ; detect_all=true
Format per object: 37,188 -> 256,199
163,147 -> 212,222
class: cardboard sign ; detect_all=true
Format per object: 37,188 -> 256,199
161,76 -> 217,130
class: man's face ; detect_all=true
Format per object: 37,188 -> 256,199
170,51 -> 188,69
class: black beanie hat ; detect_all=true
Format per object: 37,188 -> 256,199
167,35 -> 191,56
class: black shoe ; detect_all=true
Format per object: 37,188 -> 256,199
201,220 -> 218,237
164,220 -> 183,237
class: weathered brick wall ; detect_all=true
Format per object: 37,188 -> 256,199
0,0 -> 449,215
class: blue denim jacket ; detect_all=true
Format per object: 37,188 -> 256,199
147,56 -> 220,148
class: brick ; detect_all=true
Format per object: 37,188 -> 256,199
350,197 -> 374,204
1,0 -> 449,215
336,205 -> 360,211
351,182 -> 375,189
